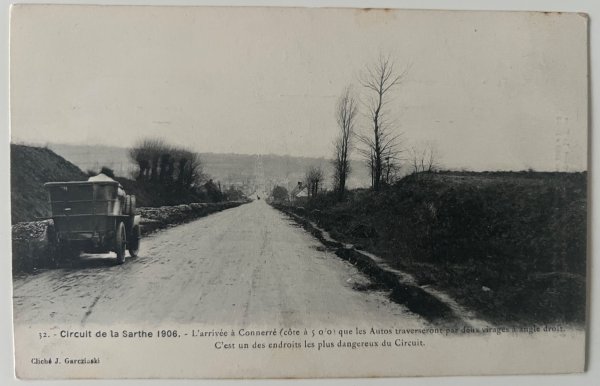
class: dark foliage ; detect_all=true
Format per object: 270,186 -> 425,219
271,185 -> 289,203
115,177 -> 225,207
224,186 -> 246,202
280,171 -> 587,324
99,166 -> 116,179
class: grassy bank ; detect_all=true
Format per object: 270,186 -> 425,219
11,144 -> 87,223
274,171 -> 586,325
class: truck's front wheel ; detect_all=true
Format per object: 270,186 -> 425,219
115,222 -> 127,265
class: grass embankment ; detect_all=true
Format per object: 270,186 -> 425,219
11,144 -> 88,224
276,171 -> 586,325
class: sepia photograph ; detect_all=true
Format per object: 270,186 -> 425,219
8,3 -> 589,380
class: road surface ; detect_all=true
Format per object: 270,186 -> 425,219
13,200 -> 426,327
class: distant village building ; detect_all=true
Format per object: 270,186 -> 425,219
290,181 -> 308,202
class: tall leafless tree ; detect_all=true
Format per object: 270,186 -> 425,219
356,54 -> 408,191
332,86 -> 358,200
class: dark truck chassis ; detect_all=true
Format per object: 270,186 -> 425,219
44,180 -> 141,265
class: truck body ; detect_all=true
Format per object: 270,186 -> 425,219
44,180 -> 140,264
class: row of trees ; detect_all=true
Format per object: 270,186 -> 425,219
304,166 -> 324,198
277,51 -> 439,203
128,138 -> 204,188
126,138 -> 225,205
331,53 -> 439,200
331,54 -> 405,197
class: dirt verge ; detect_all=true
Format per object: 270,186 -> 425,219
274,204 -> 490,328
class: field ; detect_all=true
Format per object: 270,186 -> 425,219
277,171 -> 587,325
45,142 -> 370,191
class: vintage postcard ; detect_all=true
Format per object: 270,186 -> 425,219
10,5 -> 588,379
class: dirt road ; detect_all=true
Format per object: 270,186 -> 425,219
13,200 -> 426,327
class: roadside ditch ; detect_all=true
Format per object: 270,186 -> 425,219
273,204 -> 491,329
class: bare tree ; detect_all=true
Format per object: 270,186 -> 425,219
174,149 -> 205,187
129,141 -> 149,180
184,151 -> 205,187
382,147 -> 403,184
332,86 -> 358,200
129,138 -> 168,181
409,143 -> 440,176
356,54 -> 408,191
305,166 -> 324,198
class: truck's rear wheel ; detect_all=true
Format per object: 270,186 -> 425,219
128,224 -> 140,257
46,223 -> 60,267
115,222 -> 127,265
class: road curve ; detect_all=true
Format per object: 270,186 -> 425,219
13,200 -> 426,328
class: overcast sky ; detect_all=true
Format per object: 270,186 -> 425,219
10,6 -> 588,171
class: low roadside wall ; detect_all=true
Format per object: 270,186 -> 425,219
12,201 -> 247,273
